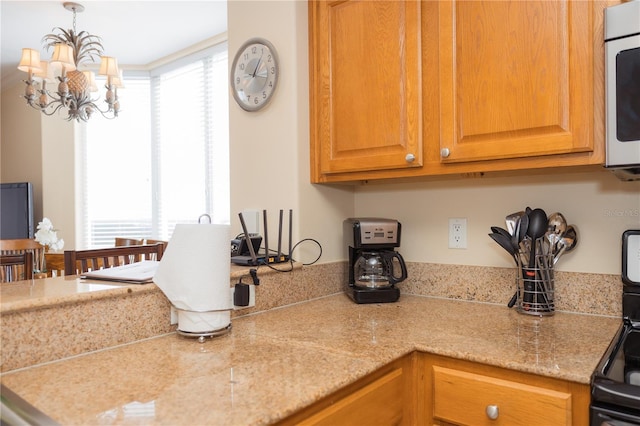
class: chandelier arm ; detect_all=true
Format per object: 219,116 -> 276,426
26,101 -> 67,117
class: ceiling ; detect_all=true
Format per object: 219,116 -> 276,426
0,1 -> 228,87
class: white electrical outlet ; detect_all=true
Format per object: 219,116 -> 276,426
448,218 -> 468,249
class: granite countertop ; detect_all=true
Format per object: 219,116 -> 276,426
0,263 -> 275,314
0,293 -> 621,425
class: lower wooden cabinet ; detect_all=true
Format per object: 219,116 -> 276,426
423,354 -> 590,426
276,353 -> 419,426
277,352 -> 590,425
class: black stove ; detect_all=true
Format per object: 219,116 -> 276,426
591,231 -> 640,425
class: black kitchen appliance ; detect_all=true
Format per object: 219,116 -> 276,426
345,218 -> 407,304
591,230 -> 640,425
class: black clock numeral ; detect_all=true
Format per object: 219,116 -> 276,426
240,63 -> 245,71
262,91 -> 267,99
270,66 -> 275,74
236,77 -> 240,85
243,52 -> 249,61
251,46 -> 257,54
267,54 -> 272,63
254,97 -> 259,105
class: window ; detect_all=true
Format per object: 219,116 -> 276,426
80,42 -> 229,248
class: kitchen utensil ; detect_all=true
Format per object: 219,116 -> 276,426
489,226 -> 520,307
505,211 -> 524,235
546,212 -> 567,254
524,208 -> 548,305
489,232 -> 518,264
491,226 -> 512,240
553,225 -> 578,265
518,213 -> 529,246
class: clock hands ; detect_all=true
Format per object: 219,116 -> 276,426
253,52 -> 264,78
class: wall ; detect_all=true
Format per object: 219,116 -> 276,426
0,79 -> 77,247
0,82 -> 44,222
355,171 -> 640,275
228,0 -> 354,265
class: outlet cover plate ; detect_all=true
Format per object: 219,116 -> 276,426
448,218 -> 467,249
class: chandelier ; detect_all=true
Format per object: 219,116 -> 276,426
17,2 -> 122,122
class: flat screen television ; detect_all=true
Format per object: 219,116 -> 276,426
0,182 -> 34,239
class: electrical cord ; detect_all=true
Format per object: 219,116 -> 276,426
291,238 -> 323,265
257,237 -> 323,273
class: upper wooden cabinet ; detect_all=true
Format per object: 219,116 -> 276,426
439,0 -> 594,163
309,0 -> 423,176
309,0 -> 609,184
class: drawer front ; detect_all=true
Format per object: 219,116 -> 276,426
432,366 -> 572,425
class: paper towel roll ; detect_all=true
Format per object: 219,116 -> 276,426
153,223 -> 231,334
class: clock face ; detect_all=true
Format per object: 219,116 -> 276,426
231,38 -> 279,111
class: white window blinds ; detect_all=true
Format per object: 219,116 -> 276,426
81,42 -> 229,248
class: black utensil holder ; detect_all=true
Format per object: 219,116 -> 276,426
515,254 -> 555,316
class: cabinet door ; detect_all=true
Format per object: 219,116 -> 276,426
297,368 -> 405,426
309,0 -> 422,180
438,0 -> 594,163
277,354 -> 419,425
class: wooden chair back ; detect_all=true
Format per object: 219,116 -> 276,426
0,239 -> 44,273
0,252 -> 34,282
64,244 -> 164,276
145,239 -> 168,252
115,237 -> 144,247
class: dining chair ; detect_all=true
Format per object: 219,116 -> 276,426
144,239 -> 168,254
115,237 -> 146,263
0,252 -> 34,282
0,238 -> 44,275
114,237 -> 144,247
63,244 -> 165,276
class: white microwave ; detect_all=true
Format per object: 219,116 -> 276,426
604,0 -> 640,181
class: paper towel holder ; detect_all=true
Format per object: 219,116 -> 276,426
172,304 -> 232,342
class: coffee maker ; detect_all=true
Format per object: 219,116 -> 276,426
345,218 -> 408,304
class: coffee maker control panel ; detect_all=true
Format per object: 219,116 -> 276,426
346,218 -> 401,248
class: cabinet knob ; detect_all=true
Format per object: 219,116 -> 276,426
485,404 -> 499,420
440,148 -> 450,158
405,153 -> 415,163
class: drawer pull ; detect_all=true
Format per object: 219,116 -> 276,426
486,404 -> 499,420
440,148 -> 450,158
405,153 -> 416,163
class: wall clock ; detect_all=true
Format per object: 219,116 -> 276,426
230,38 -> 279,112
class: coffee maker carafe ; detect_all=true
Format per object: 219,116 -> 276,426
345,218 -> 408,304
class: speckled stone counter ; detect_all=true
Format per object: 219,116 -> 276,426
0,294 -> 621,425
0,261 -> 342,372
